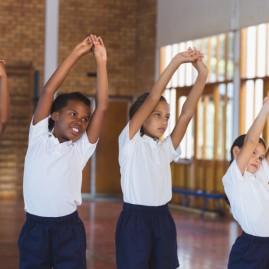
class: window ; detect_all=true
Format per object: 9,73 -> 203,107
160,33 -> 234,160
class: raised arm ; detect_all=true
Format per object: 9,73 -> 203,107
0,60 -> 9,138
237,97 -> 269,173
33,37 -> 94,125
86,36 -> 108,144
129,48 -> 199,139
171,53 -> 208,149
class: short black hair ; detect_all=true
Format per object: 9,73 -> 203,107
48,92 -> 91,131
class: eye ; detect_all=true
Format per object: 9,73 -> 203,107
154,113 -> 161,118
82,117 -> 89,123
70,111 -> 76,117
259,156 -> 264,161
165,115 -> 170,121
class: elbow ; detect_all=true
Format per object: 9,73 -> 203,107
181,110 -> 193,123
1,119 -> 9,129
102,105 -> 109,115
98,99 -> 109,113
244,135 -> 259,148
0,120 -> 8,135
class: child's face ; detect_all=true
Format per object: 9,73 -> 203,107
143,101 -> 170,139
246,143 -> 266,173
52,100 -> 90,143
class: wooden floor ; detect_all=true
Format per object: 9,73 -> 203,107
0,198 -> 241,269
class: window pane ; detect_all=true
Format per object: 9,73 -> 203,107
171,44 -> 179,88
257,24 -> 266,77
210,36 -> 217,82
197,100 -> 204,159
227,32 -> 234,80
178,43 -> 187,87
217,84 -> 226,159
226,83 -> 234,160
246,26 -> 256,78
219,34 -> 226,81
255,79 -> 263,116
245,80 -> 255,131
205,96 -> 215,159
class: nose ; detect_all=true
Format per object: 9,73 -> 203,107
74,118 -> 83,125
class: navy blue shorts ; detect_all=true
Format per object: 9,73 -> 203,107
115,203 -> 179,269
18,211 -> 86,269
228,232 -> 269,269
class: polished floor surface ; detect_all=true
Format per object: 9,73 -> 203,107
0,198 -> 241,269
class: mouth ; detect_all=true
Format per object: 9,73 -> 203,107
158,128 -> 165,133
70,127 -> 81,136
251,164 -> 258,169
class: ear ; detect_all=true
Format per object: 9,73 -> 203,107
232,146 -> 240,159
51,112 -> 59,122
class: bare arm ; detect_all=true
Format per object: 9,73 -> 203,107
33,37 -> 94,125
171,55 -> 208,148
0,60 -> 9,138
237,98 -> 269,173
129,48 -> 199,139
86,36 -> 108,144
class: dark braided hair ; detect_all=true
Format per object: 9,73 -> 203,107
225,134 -> 266,206
129,92 -> 168,136
48,92 -> 91,131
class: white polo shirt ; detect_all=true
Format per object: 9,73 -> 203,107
222,159 -> 269,237
119,123 -> 181,206
23,117 -> 97,217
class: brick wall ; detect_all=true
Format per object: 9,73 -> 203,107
0,1 -> 45,198
136,0 -> 157,94
0,0 -> 156,198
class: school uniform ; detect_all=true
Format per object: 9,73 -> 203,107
222,160 -> 269,269
116,122 -> 181,269
18,117 -> 97,269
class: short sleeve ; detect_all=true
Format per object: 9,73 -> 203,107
119,122 -> 140,162
163,135 -> 181,162
28,116 -> 49,144
76,132 -> 98,166
222,160 -> 244,207
222,160 -> 244,187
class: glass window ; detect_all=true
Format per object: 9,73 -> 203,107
160,32 -> 234,160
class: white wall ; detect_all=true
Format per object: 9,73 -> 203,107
157,0 -> 269,48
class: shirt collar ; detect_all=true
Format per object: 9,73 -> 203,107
141,134 -> 160,146
244,169 -> 256,179
48,132 -> 74,146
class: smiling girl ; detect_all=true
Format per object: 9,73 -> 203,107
18,34 -> 108,269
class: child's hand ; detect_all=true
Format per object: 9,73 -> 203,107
73,36 -> 94,57
0,60 -> 7,77
192,52 -> 208,77
91,35 -> 107,64
175,47 -> 200,64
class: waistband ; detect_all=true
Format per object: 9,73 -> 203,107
123,202 -> 169,212
242,231 -> 269,242
26,210 -> 79,223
